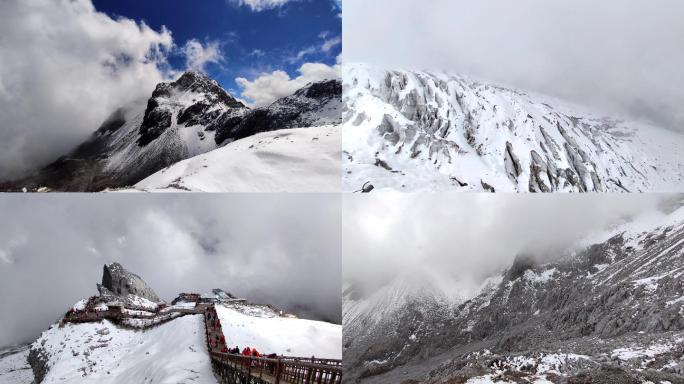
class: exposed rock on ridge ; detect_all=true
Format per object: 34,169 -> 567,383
97,262 -> 161,303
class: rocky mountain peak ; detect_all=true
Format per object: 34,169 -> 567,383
97,262 -> 161,303
505,253 -> 538,281
137,71 -> 247,147
174,71 -> 245,108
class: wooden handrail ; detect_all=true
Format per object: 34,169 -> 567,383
209,352 -> 342,384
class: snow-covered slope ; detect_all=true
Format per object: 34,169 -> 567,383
130,125 -> 341,192
0,345 -> 33,384
343,63 -> 684,192
215,302 -> 341,359
30,316 -> 215,384
344,203 -> 684,383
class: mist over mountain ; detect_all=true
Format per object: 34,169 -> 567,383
343,194 -> 684,383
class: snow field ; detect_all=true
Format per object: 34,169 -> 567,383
215,305 -> 341,359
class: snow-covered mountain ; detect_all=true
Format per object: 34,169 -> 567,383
343,202 -> 684,383
4,73 -> 341,192
343,63 -> 684,192
0,262 -> 341,383
343,273 -> 460,380
129,125 -> 341,192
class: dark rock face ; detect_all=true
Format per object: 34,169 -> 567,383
98,262 -> 161,303
27,346 -> 48,383
177,102 -> 222,127
505,253 -> 536,281
303,79 -> 341,99
137,71 -> 246,147
137,98 -> 172,146
215,79 -> 341,145
503,141 -> 522,182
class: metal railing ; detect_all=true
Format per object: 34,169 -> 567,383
210,352 -> 342,384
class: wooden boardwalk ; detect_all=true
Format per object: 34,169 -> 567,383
208,352 -> 342,384
204,305 -> 342,384
62,298 -> 343,383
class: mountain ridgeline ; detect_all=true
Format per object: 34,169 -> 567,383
343,205 -> 684,383
4,71 -> 341,192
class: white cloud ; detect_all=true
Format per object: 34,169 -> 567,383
181,39 -> 223,72
226,0 -> 297,11
321,36 -> 341,53
287,32 -> 341,64
236,61 -> 340,106
0,0 -> 173,179
0,250 -> 12,264
289,46 -> 318,64
249,49 -> 266,57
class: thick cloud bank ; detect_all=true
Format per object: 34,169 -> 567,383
343,194 -> 675,299
237,61 -> 340,106
0,194 -> 341,347
0,0 -> 174,179
344,0 -> 684,132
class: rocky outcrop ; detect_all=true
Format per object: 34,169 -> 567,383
503,141 -> 522,182
97,263 -> 160,303
27,345 -> 48,383
138,71 -> 246,146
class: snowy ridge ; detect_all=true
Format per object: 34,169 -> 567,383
130,125 -> 341,192
343,63 -> 684,192
343,272 -> 457,336
343,272 -> 461,381
29,316 -> 215,384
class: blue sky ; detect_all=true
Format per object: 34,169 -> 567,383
93,0 -> 341,94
